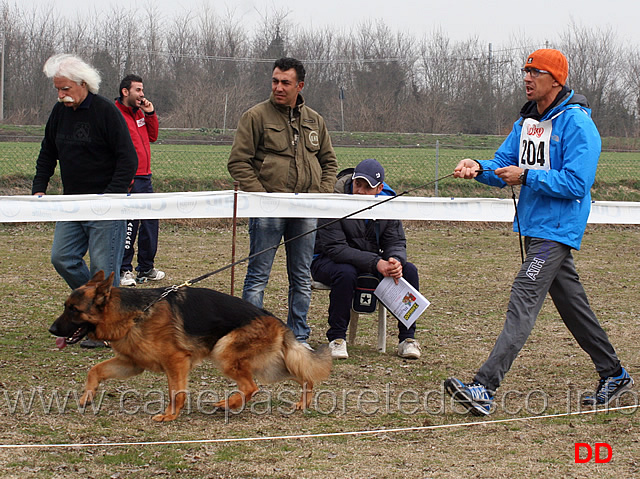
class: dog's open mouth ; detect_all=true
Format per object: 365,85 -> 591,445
65,325 -> 90,344
54,324 -> 93,349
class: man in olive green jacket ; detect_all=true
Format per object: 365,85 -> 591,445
228,57 -> 337,349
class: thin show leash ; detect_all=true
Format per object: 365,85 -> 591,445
143,173 -> 452,311
511,184 -> 525,264
477,168 -> 525,264
144,168 -> 523,311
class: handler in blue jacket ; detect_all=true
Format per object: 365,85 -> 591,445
445,49 -> 633,416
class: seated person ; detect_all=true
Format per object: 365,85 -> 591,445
311,158 -> 421,360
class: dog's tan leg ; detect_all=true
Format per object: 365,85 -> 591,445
213,361 -> 259,410
293,380 -> 314,410
80,357 -> 143,406
153,355 -> 191,422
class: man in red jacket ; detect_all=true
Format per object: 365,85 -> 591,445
115,74 -> 165,286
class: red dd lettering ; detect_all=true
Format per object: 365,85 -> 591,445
574,443 -> 592,463
574,442 -> 613,463
595,442 -> 613,463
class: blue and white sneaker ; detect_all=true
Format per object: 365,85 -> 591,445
445,377 -> 494,416
583,367 -> 634,406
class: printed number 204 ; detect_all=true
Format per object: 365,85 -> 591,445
521,140 -> 546,167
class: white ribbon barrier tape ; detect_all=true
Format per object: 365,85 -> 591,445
1,192 -> 639,224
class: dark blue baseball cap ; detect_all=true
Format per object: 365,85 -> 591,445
352,158 -> 385,188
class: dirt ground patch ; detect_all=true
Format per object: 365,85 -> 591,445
0,221 -> 638,478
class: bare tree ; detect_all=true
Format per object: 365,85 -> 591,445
559,23 -> 623,134
411,30 -> 464,133
624,51 -> 640,136
4,4 -> 60,123
0,3 -> 637,137
343,21 -> 415,131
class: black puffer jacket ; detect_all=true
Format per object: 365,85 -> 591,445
313,170 -> 407,274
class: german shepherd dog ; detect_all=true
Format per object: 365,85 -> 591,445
49,271 -> 332,422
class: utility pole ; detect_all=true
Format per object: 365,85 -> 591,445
488,43 -> 492,93
223,92 -> 228,132
339,86 -> 345,132
488,43 -> 493,133
0,22 -> 4,121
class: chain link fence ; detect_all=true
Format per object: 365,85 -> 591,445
1,133 -> 638,201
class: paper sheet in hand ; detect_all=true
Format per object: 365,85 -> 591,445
374,277 -> 430,328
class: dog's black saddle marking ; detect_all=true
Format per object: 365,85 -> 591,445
119,286 -> 279,342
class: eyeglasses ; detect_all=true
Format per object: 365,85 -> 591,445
521,67 -> 550,78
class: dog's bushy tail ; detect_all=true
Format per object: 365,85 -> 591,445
247,318 -> 331,386
281,330 -> 332,385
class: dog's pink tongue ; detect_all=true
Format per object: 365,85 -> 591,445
55,337 -> 67,350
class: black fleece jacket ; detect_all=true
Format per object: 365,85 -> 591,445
32,93 -> 137,195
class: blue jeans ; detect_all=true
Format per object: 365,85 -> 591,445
242,217 -> 317,341
51,220 -> 126,289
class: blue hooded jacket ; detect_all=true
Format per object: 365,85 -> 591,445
475,89 -> 600,250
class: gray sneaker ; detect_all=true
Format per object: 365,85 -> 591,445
137,268 -> 166,283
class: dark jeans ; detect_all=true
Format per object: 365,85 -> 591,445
311,255 -> 419,342
121,175 -> 159,273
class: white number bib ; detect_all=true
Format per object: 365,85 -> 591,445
519,118 -> 551,171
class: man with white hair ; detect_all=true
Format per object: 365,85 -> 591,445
32,54 -> 137,347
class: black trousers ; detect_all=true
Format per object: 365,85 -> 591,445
121,175 -> 159,273
311,255 -> 419,342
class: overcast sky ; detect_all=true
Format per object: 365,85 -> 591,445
21,0 -> 640,49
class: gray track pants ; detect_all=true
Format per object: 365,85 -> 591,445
475,237 -> 621,392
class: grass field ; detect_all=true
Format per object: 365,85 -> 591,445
1,140 -> 639,200
0,221 -> 638,478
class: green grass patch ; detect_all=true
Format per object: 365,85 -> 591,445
0,223 -> 638,477
1,135 -> 639,200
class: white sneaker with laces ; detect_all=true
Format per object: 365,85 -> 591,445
120,271 -> 136,287
329,339 -> 348,359
397,338 -> 421,359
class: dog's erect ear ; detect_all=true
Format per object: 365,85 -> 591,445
93,272 -> 114,308
88,270 -> 106,284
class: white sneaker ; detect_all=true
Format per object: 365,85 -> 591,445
398,338 -> 421,359
120,271 -> 136,287
329,339 -> 348,359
